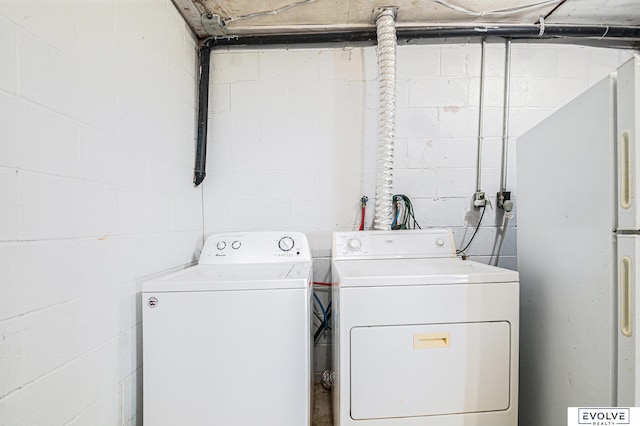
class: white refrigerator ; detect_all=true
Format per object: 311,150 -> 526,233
517,56 -> 639,426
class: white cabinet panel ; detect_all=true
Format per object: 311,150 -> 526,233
617,235 -> 640,406
142,288 -> 311,426
617,57 -> 640,230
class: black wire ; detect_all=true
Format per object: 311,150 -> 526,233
404,196 -> 421,229
411,213 -> 422,229
403,197 -> 410,228
456,206 -> 486,254
402,196 -> 410,228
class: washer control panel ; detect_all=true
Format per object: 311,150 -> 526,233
333,229 -> 456,260
278,236 -> 295,252
200,231 -> 311,264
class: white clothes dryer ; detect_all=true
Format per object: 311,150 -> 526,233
331,229 -> 519,426
143,231 -> 313,426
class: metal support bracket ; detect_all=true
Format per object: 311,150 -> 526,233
372,6 -> 399,22
202,13 -> 227,36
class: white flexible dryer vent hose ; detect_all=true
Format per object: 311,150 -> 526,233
373,8 -> 397,230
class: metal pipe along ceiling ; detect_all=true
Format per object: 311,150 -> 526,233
203,25 -> 640,48
192,24 -> 640,186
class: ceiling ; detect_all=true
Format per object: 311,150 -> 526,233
172,0 -> 640,39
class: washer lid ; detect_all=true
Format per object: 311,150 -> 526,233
333,257 -> 518,287
143,262 -> 311,292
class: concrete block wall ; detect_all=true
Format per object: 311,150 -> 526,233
204,42 -> 631,262
203,41 -> 632,370
0,1 -> 200,425
0,0 -> 635,414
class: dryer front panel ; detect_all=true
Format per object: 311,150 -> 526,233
350,321 -> 511,420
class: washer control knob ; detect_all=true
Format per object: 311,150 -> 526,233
278,236 -> 295,252
231,240 -> 241,250
347,238 -> 361,251
435,238 -> 445,247
216,241 -> 226,250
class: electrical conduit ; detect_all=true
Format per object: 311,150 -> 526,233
494,39 -> 514,266
476,38 -> 486,195
499,39 -> 512,193
373,8 -> 397,230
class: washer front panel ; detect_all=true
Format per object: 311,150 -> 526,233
143,287 -> 311,426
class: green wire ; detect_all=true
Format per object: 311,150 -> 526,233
392,194 -> 421,230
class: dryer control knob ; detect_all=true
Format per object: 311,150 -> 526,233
278,236 -> 295,252
216,241 -> 226,250
347,238 -> 361,251
231,240 -> 241,250
435,238 -> 445,247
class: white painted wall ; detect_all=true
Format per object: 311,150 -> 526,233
204,42 -> 632,264
204,41 -> 633,370
0,1 -> 200,425
0,0 -> 635,417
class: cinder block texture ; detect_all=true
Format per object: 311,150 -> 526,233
0,1 -> 200,425
203,43 -> 630,372
204,42 -> 630,261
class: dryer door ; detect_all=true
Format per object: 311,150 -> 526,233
350,321 -> 511,420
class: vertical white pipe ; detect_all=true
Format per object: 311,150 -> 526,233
500,39 -> 512,192
494,39 -> 514,266
373,9 -> 397,230
476,38 -> 487,194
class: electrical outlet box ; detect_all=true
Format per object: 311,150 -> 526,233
497,191 -> 513,211
474,191 -> 487,207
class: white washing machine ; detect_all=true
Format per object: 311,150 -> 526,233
331,229 -> 519,426
142,231 -> 313,426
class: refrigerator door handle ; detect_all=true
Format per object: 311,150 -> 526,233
621,255 -> 633,337
621,131 -> 633,210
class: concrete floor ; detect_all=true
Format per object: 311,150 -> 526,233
312,382 -> 333,426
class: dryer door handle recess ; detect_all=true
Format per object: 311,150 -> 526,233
413,332 -> 450,349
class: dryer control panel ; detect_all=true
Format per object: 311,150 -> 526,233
200,231 -> 311,264
333,229 -> 456,260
